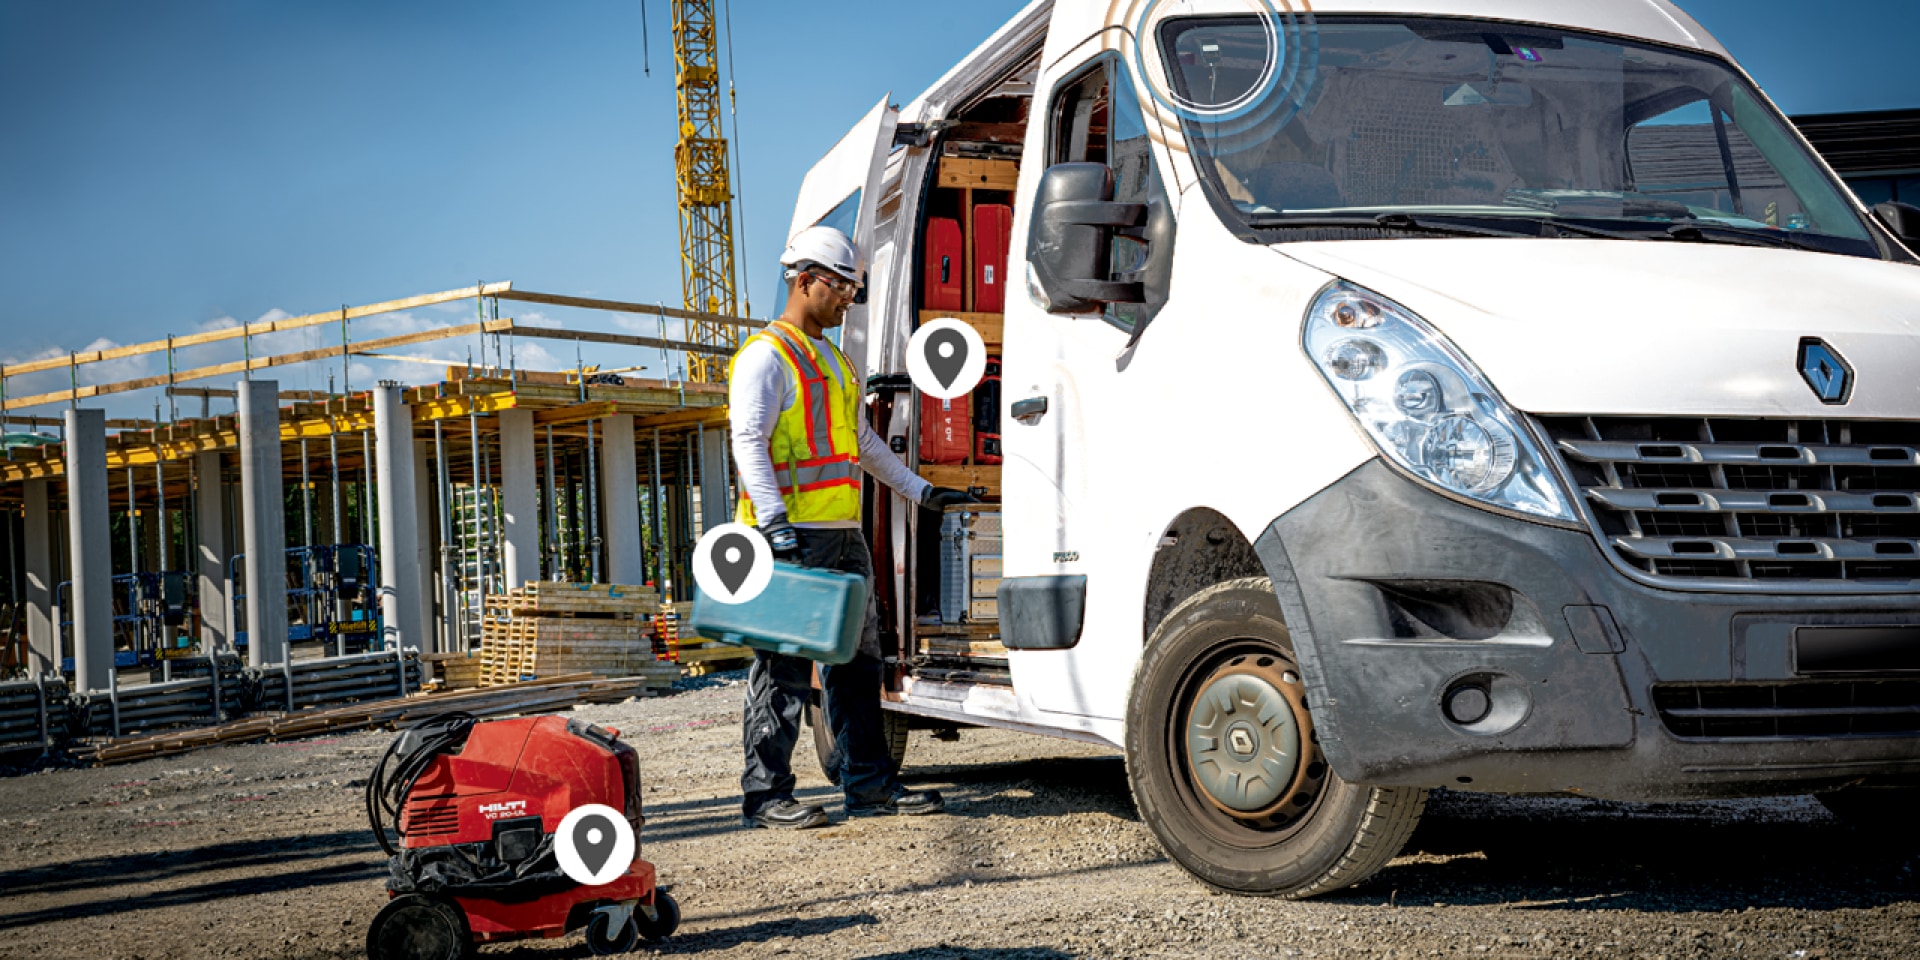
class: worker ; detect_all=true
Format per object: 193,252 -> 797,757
730,224 -> 977,829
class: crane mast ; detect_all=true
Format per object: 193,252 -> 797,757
670,0 -> 741,383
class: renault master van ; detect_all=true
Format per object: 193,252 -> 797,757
788,0 -> 1920,897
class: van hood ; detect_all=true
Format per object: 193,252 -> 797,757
1277,239 -> 1920,418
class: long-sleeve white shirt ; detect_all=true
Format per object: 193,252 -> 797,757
729,330 -> 930,528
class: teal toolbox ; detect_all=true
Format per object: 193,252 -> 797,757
688,563 -> 869,665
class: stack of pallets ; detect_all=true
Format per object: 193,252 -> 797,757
664,600 -> 757,675
480,583 -> 680,689
421,651 -> 485,691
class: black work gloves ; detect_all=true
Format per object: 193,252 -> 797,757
921,485 -> 980,511
759,516 -> 803,563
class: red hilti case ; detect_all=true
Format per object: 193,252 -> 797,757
919,393 -> 972,465
972,204 -> 1013,314
924,217 -> 965,313
973,356 -> 1002,465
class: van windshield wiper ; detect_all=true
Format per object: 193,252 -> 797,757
1246,212 -> 1538,238
1663,220 -> 1820,250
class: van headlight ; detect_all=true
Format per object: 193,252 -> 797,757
1304,282 -> 1575,524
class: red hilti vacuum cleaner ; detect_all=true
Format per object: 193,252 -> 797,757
364,713 -> 679,958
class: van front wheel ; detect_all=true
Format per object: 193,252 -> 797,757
1126,577 -> 1426,898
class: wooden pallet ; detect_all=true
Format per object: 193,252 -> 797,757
479,612 -> 677,686
483,581 -> 661,618
677,640 -> 754,676
916,636 -> 1008,658
421,652 -> 485,690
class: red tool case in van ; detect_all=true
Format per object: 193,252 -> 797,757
924,217 -> 965,313
972,204 -> 1013,314
919,393 -> 972,465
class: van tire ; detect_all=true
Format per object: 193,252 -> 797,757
810,702 -> 910,786
1126,576 -> 1426,898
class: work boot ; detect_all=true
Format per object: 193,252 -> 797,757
744,798 -> 829,829
847,788 -> 945,818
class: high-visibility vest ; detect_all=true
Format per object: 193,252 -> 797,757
729,321 -> 862,526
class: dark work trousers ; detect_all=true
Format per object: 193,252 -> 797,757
740,527 -> 897,818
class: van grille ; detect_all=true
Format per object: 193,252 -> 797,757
1653,680 -> 1920,739
1538,417 -> 1920,587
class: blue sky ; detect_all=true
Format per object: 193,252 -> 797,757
1,0 -> 1915,416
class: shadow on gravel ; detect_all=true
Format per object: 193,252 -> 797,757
0,828 -> 376,900
654,911 -> 881,953
640,785 -> 842,843
854,949 -> 1073,959
907,755 -> 1134,821
1345,791 -> 1920,912
0,858 -> 383,930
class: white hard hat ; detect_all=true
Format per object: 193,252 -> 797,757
780,225 -> 864,283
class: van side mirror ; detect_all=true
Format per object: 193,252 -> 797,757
1873,201 -> 1920,241
1027,163 -> 1148,314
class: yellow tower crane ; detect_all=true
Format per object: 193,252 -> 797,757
671,0 -> 743,383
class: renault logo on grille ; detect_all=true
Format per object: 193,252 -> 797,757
1797,338 -> 1853,405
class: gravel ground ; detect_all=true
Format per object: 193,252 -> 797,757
1,673 -> 1916,959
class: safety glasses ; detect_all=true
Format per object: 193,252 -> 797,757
806,270 -> 862,298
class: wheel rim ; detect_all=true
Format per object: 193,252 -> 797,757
1171,645 -> 1328,842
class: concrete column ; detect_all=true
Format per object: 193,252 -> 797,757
64,409 -> 113,692
237,380 -> 288,668
413,439 -> 436,650
701,425 -> 731,532
22,479 -> 54,675
498,408 -> 540,588
373,384 -> 426,650
600,414 -> 643,585
194,451 -> 227,653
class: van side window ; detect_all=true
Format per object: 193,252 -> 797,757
1044,58 -> 1174,334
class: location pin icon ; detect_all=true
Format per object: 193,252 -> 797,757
711,532 -> 755,595
574,813 -> 617,876
925,328 -> 969,391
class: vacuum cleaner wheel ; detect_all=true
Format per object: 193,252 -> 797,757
584,909 -> 640,956
366,894 -> 473,960
635,891 -> 680,943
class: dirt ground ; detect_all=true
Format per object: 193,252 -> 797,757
1,673 -> 1916,960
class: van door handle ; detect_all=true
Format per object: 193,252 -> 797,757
1012,397 -> 1048,425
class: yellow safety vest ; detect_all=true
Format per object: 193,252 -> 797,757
730,321 -> 863,526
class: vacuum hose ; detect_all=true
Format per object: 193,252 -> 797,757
366,712 -> 478,856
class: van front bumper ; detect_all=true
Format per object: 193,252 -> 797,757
1256,459 -> 1920,801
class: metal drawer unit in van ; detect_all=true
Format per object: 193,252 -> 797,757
940,506 -> 1001,623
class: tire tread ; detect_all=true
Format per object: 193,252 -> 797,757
1129,576 -> 1427,899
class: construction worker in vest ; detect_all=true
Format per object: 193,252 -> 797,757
731,225 -> 977,829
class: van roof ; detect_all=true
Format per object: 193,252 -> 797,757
906,0 -> 1731,118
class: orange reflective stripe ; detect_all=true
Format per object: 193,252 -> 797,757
781,477 -> 861,494
767,322 -> 825,380
762,332 -> 826,458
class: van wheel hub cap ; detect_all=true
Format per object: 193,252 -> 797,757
1185,658 -> 1305,816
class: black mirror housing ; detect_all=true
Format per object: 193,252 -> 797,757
1027,163 -> 1148,314
1873,201 -> 1920,242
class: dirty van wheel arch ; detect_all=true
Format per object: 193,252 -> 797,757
809,702 -> 909,786
1126,576 -> 1427,898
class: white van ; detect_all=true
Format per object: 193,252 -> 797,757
787,0 -> 1920,897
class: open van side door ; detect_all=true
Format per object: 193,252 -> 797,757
788,97 -> 913,654
789,96 -> 899,369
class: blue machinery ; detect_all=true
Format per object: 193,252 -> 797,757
231,544 -> 383,655
56,571 -> 194,671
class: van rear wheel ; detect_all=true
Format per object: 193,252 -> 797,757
809,702 -> 909,786
1127,577 -> 1426,898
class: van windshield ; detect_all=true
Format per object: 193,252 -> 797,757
1157,17 -> 1880,256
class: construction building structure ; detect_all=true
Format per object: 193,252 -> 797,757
0,283 -> 747,702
